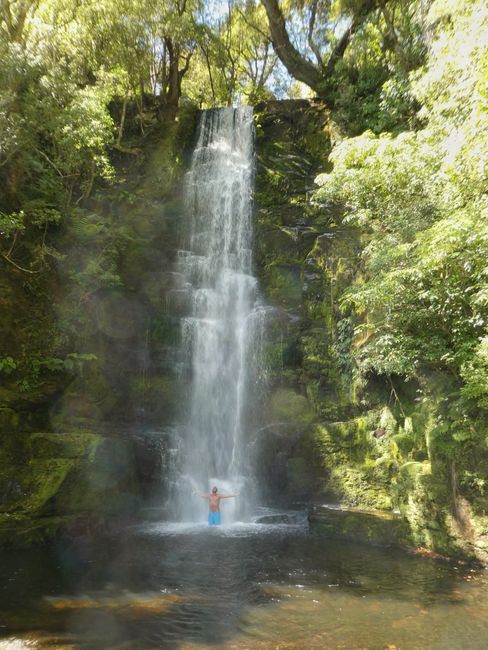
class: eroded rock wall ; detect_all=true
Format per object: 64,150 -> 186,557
254,100 -> 488,561
0,107 -> 199,544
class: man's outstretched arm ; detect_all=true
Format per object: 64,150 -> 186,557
220,493 -> 239,498
193,491 -> 209,498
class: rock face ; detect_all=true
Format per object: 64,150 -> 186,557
0,431 -> 136,545
253,98 -> 363,501
0,426 -> 176,545
0,105 -> 198,437
0,108 -> 198,544
253,100 -> 488,561
1,100 -> 487,559
308,505 -> 409,548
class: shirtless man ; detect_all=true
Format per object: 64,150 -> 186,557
193,486 -> 239,525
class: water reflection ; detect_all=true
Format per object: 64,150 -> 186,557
0,518 -> 487,649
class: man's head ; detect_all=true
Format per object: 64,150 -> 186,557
212,486 -> 218,494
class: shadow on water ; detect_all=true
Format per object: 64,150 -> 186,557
1,517 -> 488,649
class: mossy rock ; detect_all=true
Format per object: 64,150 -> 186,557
0,512 -> 78,547
262,263 -> 303,307
373,456 -> 399,480
0,431 -> 142,546
0,428 -> 27,464
378,406 -> 398,436
398,460 -> 431,484
0,459 -> 74,515
0,407 -> 19,434
310,417 -> 372,467
267,388 -> 315,430
327,465 -> 392,510
309,506 -> 410,547
287,456 -> 315,494
128,374 -> 182,423
391,432 -> 415,458
393,461 -> 460,554
52,437 -> 138,515
17,460 -> 78,514
255,98 -> 363,423
26,432 -> 100,460
142,105 -> 198,200
0,433 -> 103,515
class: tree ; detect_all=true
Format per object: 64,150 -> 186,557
234,2 -> 277,103
32,0 -> 201,123
261,0 -> 380,98
194,1 -> 277,107
0,0 -> 39,43
158,0 -> 199,119
260,0 -> 426,110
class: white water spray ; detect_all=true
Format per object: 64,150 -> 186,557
174,107 -> 266,521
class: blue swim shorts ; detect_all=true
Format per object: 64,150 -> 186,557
208,511 -> 221,526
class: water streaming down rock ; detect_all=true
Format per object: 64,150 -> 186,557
174,106 -> 267,522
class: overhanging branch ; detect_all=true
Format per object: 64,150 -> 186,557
261,0 -> 381,96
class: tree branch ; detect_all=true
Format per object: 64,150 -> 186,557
307,0 -> 323,67
178,49 -> 193,82
261,0 -> 381,96
0,147 -> 20,168
324,0 -> 378,78
35,147 -> 63,177
236,7 -> 271,43
2,253 -> 40,274
1,0 -> 38,42
6,228 -> 19,258
380,2 -> 408,69
200,42 -> 216,106
261,0 -> 321,91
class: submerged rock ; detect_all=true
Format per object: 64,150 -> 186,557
0,431 -> 145,547
308,504 -> 409,548
47,591 -> 186,616
254,513 -> 291,524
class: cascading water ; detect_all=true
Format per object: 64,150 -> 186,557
173,106 -> 266,522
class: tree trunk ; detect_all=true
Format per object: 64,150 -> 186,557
261,0 -> 380,99
160,37 -> 193,121
166,41 -> 181,120
201,44 -> 216,107
260,0 -> 321,92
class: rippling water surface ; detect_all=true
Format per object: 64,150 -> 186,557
1,513 -> 488,649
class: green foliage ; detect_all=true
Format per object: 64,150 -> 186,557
0,41 -> 114,201
0,353 -> 98,392
187,2 -> 277,107
461,337 -> 488,408
334,316 -> 354,375
313,0 -> 488,484
306,1 -> 426,132
329,57 -> 390,134
0,212 -> 26,238
0,357 -> 17,374
1,204 -> 63,273
55,85 -> 115,179
268,388 -> 315,428
316,0 -> 487,368
327,464 -> 393,509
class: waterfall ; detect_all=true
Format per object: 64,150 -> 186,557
174,106 -> 265,522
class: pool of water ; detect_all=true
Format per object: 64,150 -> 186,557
1,512 -> 487,649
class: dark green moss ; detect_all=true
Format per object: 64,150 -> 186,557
0,431 -> 143,546
309,506 -> 410,547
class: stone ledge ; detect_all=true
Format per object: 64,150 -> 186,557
308,504 -> 410,547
